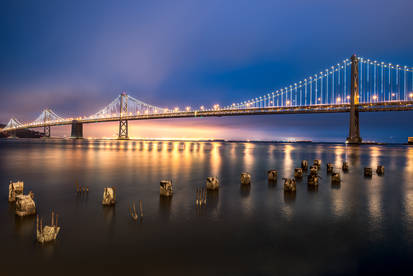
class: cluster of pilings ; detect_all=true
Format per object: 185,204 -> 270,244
195,188 -> 207,206
364,165 -> 385,177
37,211 -> 60,244
76,181 -> 88,193
8,180 -> 60,244
7,159 -> 387,245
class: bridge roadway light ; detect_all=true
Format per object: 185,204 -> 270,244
336,97 -> 341,103
200,106 -> 205,111
409,93 -> 413,99
186,106 -> 191,112
213,104 -> 220,110
174,107 -> 179,112
373,95 -> 378,101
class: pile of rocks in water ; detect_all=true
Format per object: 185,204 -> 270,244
267,170 -> 277,182
102,187 -> 116,205
160,180 -> 173,197
240,172 -> 251,185
294,168 -> 303,179
283,178 -> 296,192
15,192 -> 36,217
206,176 -> 219,190
8,181 -> 24,202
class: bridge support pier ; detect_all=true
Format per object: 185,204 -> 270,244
8,130 -> 17,138
43,126 -> 51,138
346,54 -> 362,144
71,120 -> 83,139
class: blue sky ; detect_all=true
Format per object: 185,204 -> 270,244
1,0 -> 413,141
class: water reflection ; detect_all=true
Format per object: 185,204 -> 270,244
268,179 -> 277,189
283,191 -> 296,203
158,196 -> 172,220
206,190 -> 219,210
1,140 -> 413,275
240,184 -> 250,197
14,216 -> 35,238
103,206 -> 116,225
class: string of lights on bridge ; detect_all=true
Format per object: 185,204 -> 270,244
3,56 -> 413,131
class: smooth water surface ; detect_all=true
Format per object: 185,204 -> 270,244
1,139 -> 413,275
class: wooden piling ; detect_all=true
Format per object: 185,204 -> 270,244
139,200 -> 143,217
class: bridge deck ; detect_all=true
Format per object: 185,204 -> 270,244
2,100 -> 413,131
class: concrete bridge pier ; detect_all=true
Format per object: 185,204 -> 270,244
43,126 -> 51,138
71,120 -> 83,139
8,130 -> 17,138
346,54 -> 362,144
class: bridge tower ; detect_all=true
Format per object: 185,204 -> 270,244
118,92 -> 129,139
43,109 -> 51,138
346,54 -> 362,144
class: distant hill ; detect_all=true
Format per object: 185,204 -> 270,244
0,123 -> 44,138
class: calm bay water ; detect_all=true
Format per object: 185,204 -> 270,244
1,139 -> 413,275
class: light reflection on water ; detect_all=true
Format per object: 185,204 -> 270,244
1,139 -> 413,275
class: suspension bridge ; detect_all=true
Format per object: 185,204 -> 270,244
2,54 -> 413,143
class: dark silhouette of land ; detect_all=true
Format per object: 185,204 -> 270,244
0,124 -> 44,138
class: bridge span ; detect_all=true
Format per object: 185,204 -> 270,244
2,55 -> 413,143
